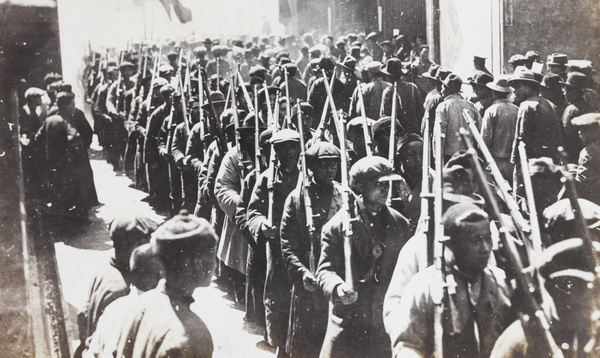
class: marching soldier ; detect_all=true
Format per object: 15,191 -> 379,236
280,141 -> 343,357
214,113 -> 264,303
317,156 -> 410,358
349,61 -> 390,120
247,129 -> 302,357
386,203 -> 512,358
106,61 -> 137,171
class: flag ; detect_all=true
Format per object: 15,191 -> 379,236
159,0 -> 192,23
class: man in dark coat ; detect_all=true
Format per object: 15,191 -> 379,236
560,71 -> 598,163
247,129 -> 301,357
280,142 -> 343,358
35,92 -> 96,217
317,156 -> 410,358
380,58 -> 424,134
308,58 -> 347,129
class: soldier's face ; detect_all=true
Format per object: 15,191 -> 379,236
361,179 -> 389,207
450,221 -> 492,275
397,141 -> 423,175
274,142 -> 300,171
311,159 -> 339,184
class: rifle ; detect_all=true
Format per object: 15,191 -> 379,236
254,84 -> 263,172
236,71 -> 255,112
263,85 -> 275,128
356,80 -> 373,156
116,50 -> 125,114
197,67 -> 207,159
420,112 -> 435,266
145,48 -> 161,112
462,109 -> 535,256
200,70 -> 228,156
387,82 -> 398,207
460,128 -> 564,358
283,67 -> 292,126
322,69 -> 354,290
296,99 -> 317,274
230,71 -> 245,179
175,48 -> 190,133
517,142 -> 544,257
314,70 -> 336,141
432,113 -> 449,358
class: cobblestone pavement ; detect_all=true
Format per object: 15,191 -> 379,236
54,144 -> 275,357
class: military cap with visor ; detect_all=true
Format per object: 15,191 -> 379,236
349,156 -> 402,191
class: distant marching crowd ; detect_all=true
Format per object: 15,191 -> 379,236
17,29 -> 600,357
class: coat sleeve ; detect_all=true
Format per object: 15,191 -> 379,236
280,189 -> 310,286
246,172 -> 269,241
214,150 -> 241,219
235,171 -> 258,247
481,108 -> 495,150
171,124 -> 186,165
388,270 -> 435,358
186,122 -> 204,172
105,82 -> 118,117
316,212 -> 346,302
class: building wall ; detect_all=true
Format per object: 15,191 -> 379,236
437,0 -> 600,77
381,0 -> 426,41
503,0 -> 600,74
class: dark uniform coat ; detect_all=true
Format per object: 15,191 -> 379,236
280,181 -> 343,357
247,166 -> 300,349
317,196 -> 410,358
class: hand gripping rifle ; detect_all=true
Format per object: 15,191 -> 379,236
387,82 -> 398,207
323,71 -> 355,290
461,109 -> 536,256
297,99 -> 317,274
460,128 -> 564,358
355,80 -> 373,156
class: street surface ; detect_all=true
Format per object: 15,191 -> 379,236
54,143 -> 275,357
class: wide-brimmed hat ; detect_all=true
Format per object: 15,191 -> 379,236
421,63 -> 440,80
567,60 -> 595,77
339,55 -> 357,71
381,58 -> 408,78
540,73 -> 563,90
507,68 -> 540,86
468,70 -> 493,87
547,53 -> 568,66
442,73 -> 463,93
559,71 -> 588,90
435,67 -> 451,83
486,78 -> 512,93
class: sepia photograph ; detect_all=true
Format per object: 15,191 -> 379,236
0,0 -> 599,357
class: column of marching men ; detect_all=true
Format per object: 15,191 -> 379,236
18,31 -> 600,357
